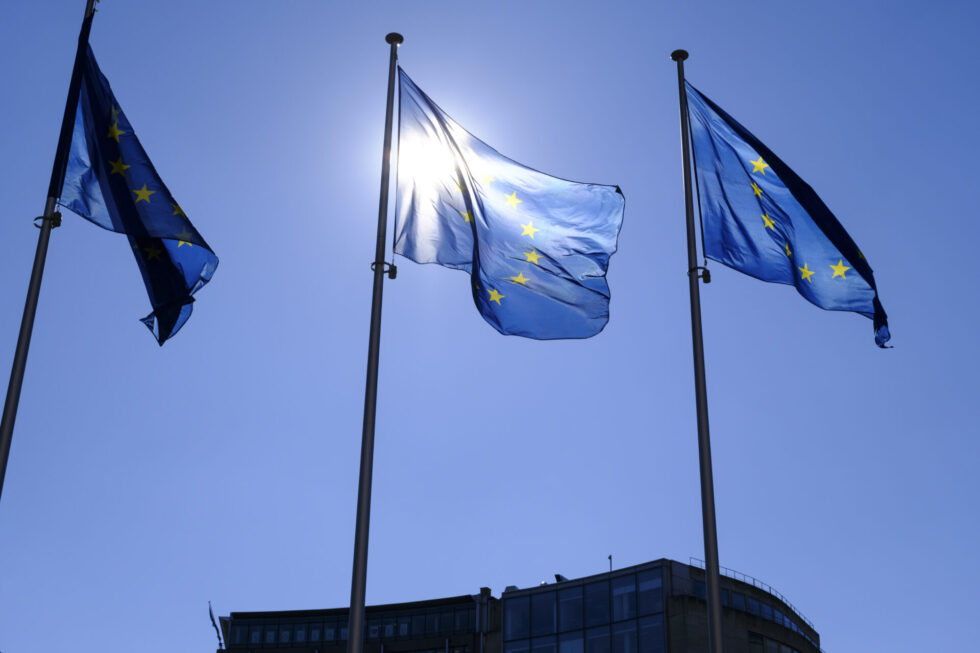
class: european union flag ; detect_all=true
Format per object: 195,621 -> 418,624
58,46 -> 218,345
685,82 -> 890,346
394,69 -> 624,339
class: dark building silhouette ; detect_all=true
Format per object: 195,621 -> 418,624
219,558 -> 820,653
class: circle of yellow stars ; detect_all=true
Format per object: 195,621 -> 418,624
747,154 -> 857,287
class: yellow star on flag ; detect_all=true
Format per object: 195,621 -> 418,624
132,184 -> 155,203
144,244 -> 163,261
784,242 -> 792,257
109,157 -> 130,176
750,156 -> 769,175
487,288 -> 504,305
751,182 -> 763,197
483,176 -> 495,186
510,272 -> 529,285
108,122 -> 126,142
521,221 -> 539,238
830,259 -> 851,278
176,230 -> 194,247
523,250 -> 541,265
171,202 -> 186,217
798,263 -> 814,282
460,210 -> 472,222
505,191 -> 522,208
110,106 -> 121,121
762,213 -> 775,230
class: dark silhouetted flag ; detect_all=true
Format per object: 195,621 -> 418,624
685,82 -> 889,346
58,45 -> 218,344
394,69 -> 624,339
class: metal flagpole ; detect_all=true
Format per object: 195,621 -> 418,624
347,31 -> 402,653
670,49 -> 725,653
0,0 -> 99,504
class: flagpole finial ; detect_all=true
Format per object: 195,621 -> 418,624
386,33 -> 404,45
671,49 -> 689,62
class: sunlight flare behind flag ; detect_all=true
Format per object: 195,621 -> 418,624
58,46 -> 218,344
685,82 -> 889,346
394,69 -> 624,339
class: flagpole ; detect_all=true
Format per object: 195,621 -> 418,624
670,49 -> 724,653
347,31 -> 402,653
0,0 -> 98,504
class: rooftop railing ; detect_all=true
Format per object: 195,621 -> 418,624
688,557 -> 817,634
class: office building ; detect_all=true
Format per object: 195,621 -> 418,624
219,558 -> 820,653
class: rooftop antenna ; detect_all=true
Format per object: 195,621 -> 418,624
608,554 -> 612,573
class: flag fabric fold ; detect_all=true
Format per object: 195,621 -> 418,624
394,68 -> 625,339
58,45 -> 218,345
685,81 -> 889,346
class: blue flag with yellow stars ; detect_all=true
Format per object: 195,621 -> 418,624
685,82 -> 890,346
394,69 -> 625,339
58,45 -> 218,345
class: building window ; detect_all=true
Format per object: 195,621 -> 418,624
585,581 -> 609,627
310,624 -> 322,642
249,625 -> 261,644
638,614 -> 664,653
612,621 -> 636,653
325,620 -> 337,641
455,606 -> 475,633
412,613 -> 426,637
586,626 -> 610,653
730,592 -> 746,612
295,624 -> 307,643
280,624 -> 292,643
532,592 -> 556,636
693,581 -> 706,600
611,576 -> 636,622
505,596 -> 531,640
559,631 -> 584,653
747,598 -> 760,616
427,610 -> 440,635
751,631 -> 795,653
505,641 -> 531,653
558,586 -> 583,632
761,604 -> 773,622
532,635 -> 557,653
637,569 -> 663,616
399,615 -> 411,637
265,625 -> 276,644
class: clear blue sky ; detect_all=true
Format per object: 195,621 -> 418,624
1,1 -> 977,652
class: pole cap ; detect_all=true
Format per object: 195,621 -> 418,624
386,33 -> 404,45
670,49 -> 689,62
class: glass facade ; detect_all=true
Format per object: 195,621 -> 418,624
223,559 -> 819,653
688,577 -> 818,650
748,631 -> 801,653
228,603 -> 476,648
504,566 -> 665,653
